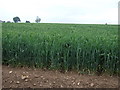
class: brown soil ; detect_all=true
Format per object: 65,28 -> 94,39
2,65 -> 119,88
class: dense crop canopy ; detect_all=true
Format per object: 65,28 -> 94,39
2,23 -> 119,75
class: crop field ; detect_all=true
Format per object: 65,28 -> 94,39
2,23 -> 119,75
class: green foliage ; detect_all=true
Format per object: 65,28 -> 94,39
35,16 -> 41,23
13,17 -> 21,23
2,23 -> 119,75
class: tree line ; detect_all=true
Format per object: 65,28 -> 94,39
0,16 -> 41,23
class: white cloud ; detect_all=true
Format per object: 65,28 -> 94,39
0,0 -> 119,24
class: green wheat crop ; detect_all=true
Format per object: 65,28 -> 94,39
2,23 -> 119,75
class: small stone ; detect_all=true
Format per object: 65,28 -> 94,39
60,85 -> 63,88
43,78 -> 45,80
53,81 -> 56,84
9,71 -> 13,74
35,75 -> 39,78
27,86 -> 30,88
23,72 -> 25,74
10,81 -> 13,84
72,78 -> 75,80
41,76 -> 43,78
44,80 -> 48,83
40,84 -> 42,87
33,83 -> 36,86
86,82 -> 89,84
46,80 -> 49,83
90,83 -> 94,87
104,79 -> 107,81
77,82 -> 80,85
16,81 -> 20,84
49,83 -> 52,85
25,79 -> 28,82
21,75 -> 24,79
21,75 -> 28,80
73,82 -> 75,85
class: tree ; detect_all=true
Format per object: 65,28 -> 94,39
26,21 -> 30,23
35,16 -> 41,23
13,17 -> 21,23
7,21 -> 11,23
2,21 -> 5,23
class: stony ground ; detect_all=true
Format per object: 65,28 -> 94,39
2,65 -> 119,88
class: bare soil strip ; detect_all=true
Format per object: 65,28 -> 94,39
2,65 -> 118,88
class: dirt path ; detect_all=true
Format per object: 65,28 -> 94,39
2,65 -> 119,88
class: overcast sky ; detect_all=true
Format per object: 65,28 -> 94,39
0,0 -> 119,24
